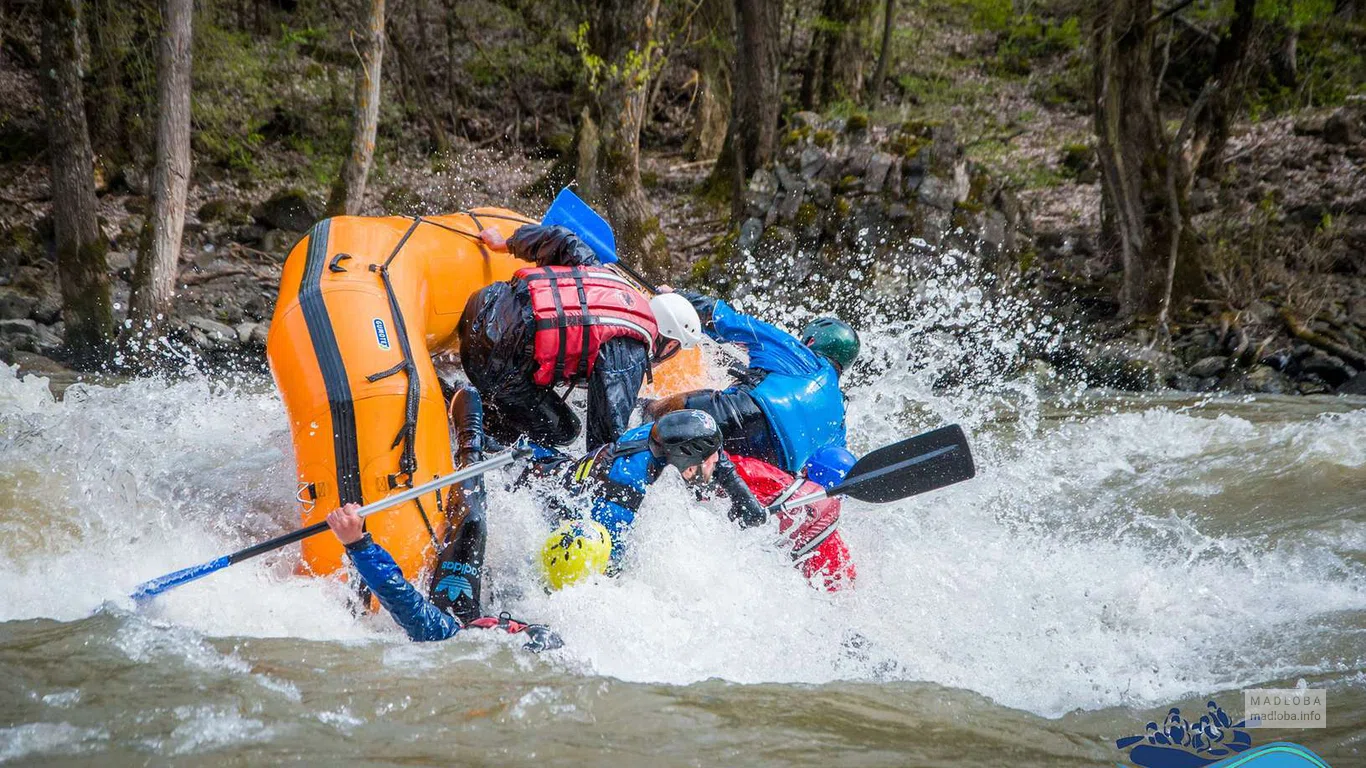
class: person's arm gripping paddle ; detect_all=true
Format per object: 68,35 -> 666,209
327,505 -> 461,642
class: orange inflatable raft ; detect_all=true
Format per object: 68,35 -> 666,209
267,209 -> 707,581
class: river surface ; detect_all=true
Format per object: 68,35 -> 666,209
1,309 -> 1364,765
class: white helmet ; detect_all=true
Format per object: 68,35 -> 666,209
649,293 -> 704,350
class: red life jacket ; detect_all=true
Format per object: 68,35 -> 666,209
730,455 -> 856,591
516,265 -> 657,387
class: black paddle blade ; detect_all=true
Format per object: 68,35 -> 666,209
832,424 -> 975,503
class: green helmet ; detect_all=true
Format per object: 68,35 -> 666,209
800,317 -> 860,371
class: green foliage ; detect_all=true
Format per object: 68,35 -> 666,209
192,25 -> 271,171
959,0 -> 1013,32
993,15 -> 1083,75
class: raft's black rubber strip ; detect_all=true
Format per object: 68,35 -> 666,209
299,219 -> 364,506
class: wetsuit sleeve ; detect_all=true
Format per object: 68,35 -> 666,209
347,538 -> 462,642
507,224 -> 601,267
708,300 -> 821,376
712,452 -> 768,529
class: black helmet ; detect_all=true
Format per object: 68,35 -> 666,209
648,410 -> 722,470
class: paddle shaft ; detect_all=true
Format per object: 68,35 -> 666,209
131,449 -> 520,600
234,450 -> 518,564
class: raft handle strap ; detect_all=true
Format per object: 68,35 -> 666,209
367,360 -> 409,382
329,253 -> 352,273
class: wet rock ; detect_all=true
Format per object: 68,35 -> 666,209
1086,346 -> 1175,392
799,146 -> 829,180
197,198 -> 246,224
235,322 -> 259,344
9,350 -> 72,377
1297,375 -> 1332,395
1299,350 -> 1356,387
737,218 -> 764,253
1166,372 -> 1199,391
1323,109 -> 1362,146
0,287 -> 37,320
0,319 -> 62,354
864,152 -> 894,193
1338,372 -> 1366,396
261,229 -> 302,255
249,322 -> 270,346
918,176 -> 956,210
1243,364 -> 1294,394
1193,376 -> 1221,393
231,224 -> 267,246
1188,355 -> 1230,379
1059,143 -> 1096,179
1293,116 -> 1325,136
119,165 -> 150,195
185,316 -> 238,350
252,188 -> 321,232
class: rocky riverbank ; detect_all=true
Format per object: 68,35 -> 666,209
3,105 -> 1365,399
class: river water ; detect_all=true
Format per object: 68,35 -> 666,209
1,296 -> 1364,765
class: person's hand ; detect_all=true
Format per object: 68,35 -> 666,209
656,284 -> 673,293
326,503 -> 365,545
479,227 -> 508,252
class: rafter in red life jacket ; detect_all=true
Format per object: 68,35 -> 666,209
517,265 -> 658,386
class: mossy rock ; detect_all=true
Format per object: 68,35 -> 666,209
196,199 -> 245,224
844,113 -> 870,133
782,125 -> 812,148
794,202 -> 819,228
1059,143 -> 1096,177
813,130 -> 836,149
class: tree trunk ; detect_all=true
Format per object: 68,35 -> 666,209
1092,0 -> 1201,318
575,0 -> 669,278
391,25 -> 450,156
442,0 -> 461,130
818,0 -> 873,106
40,0 -> 114,367
328,0 -> 386,216
1189,0 -> 1257,181
801,0 -> 873,109
866,0 -> 895,106
685,0 -> 733,162
711,0 -> 783,218
128,0 -> 193,339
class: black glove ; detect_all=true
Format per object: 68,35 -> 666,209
712,452 -> 767,529
507,224 -> 599,267
677,290 -> 718,327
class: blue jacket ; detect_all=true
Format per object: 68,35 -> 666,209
707,300 -> 846,473
575,424 -> 663,566
348,538 -> 461,642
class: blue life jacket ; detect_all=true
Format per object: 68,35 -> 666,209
708,301 -> 847,472
561,423 -> 663,565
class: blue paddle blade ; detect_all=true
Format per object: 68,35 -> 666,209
542,187 -> 618,264
130,555 -> 231,601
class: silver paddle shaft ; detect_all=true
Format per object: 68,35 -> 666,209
353,449 -> 519,520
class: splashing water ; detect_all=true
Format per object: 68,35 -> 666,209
1,256 -> 1363,764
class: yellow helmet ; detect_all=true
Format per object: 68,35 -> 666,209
540,519 -> 613,591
